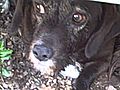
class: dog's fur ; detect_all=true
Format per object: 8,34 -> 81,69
8,0 -> 120,90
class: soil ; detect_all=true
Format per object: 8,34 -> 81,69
0,1 -> 120,90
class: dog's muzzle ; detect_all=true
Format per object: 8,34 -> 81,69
29,40 -> 56,75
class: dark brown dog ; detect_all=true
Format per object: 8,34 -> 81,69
8,0 -> 120,90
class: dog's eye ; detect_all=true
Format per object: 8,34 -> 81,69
35,2 -> 45,14
72,12 -> 87,23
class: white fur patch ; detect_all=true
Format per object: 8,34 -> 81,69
106,85 -> 117,90
39,5 -> 45,13
60,64 -> 82,78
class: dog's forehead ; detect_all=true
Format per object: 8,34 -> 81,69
33,0 -> 102,17
33,0 -> 73,12
33,0 -> 102,26
33,0 -> 84,11
33,0 -> 72,4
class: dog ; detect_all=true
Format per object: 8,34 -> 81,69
8,0 -> 120,90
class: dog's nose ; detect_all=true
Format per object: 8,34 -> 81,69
32,44 -> 53,61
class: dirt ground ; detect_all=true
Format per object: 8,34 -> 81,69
0,1 -> 120,90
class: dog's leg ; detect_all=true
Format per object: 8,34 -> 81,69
75,60 -> 109,90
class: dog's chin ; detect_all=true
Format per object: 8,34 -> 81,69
28,40 -> 56,75
29,50 -> 56,75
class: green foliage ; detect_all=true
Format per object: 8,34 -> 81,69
0,40 -> 13,77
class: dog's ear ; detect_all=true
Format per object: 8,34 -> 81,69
8,0 -> 33,34
8,0 -> 33,43
7,0 -> 24,35
85,5 -> 120,58
22,0 -> 34,43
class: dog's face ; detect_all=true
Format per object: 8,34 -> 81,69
29,0 -> 103,75
8,0 -> 120,89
